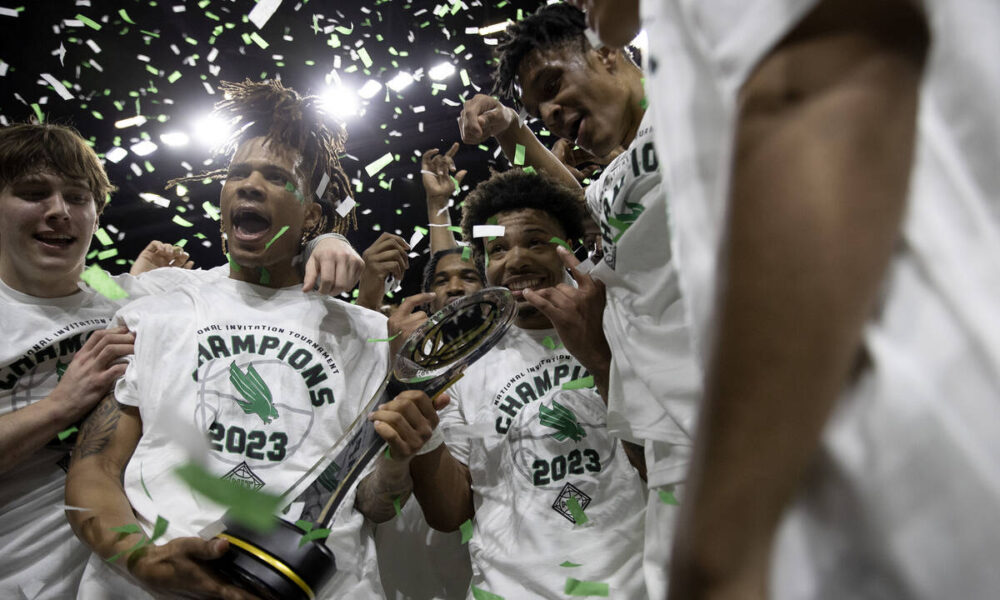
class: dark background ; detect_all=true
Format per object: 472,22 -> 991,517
0,0 -> 555,301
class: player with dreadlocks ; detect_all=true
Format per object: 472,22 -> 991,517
66,80 -> 447,599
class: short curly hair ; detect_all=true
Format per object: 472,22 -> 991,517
421,247 -> 486,293
460,169 -> 585,258
492,4 -> 588,108
168,79 -> 354,239
0,122 -> 116,214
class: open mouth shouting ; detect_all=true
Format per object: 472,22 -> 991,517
230,206 -> 272,244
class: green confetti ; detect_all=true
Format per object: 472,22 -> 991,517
471,586 -> 504,600
298,527 -> 331,547
140,464 -> 153,501
167,71 -> 182,83
560,561 -> 582,568
259,267 -> 270,285
541,336 -> 561,350
523,166 -> 537,175
118,9 -> 135,24
264,225 -> 290,250
150,515 -> 169,541
249,31 -> 269,49
561,376 -> 594,390
172,215 -> 194,227
384,446 -> 392,460
94,228 -> 113,246
57,426 -> 78,441
227,253 -> 241,272
202,201 -> 220,220
80,265 -> 129,300
31,103 -> 44,123
461,246 -> 472,261
658,488 -> 680,506
513,143 -> 525,166
174,462 -> 281,531
447,225 -> 463,234
639,96 -> 648,110
76,14 -> 102,30
97,248 -> 118,260
365,152 -> 394,177
549,236 -> 571,251
357,47 -> 373,68
564,578 -> 609,597
392,496 -> 402,517
459,519 -> 473,544
109,523 -> 142,536
450,174 -> 460,192
566,496 -> 589,525
366,332 -> 401,343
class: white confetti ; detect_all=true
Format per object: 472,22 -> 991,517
335,196 -> 356,217
39,73 -> 73,100
315,172 -> 330,199
472,225 -> 505,238
248,0 -> 282,29
0,7 -> 19,17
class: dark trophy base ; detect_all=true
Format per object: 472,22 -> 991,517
213,515 -> 335,600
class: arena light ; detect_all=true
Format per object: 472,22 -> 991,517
130,140 -> 158,157
321,85 -> 359,118
428,62 -> 455,81
159,131 -> 190,147
357,79 -> 382,99
386,71 -> 414,92
192,114 -> 232,148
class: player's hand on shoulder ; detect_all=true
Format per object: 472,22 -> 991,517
303,234 -> 365,296
458,94 -> 517,144
128,536 -> 261,600
130,241 -> 194,275
48,326 -> 135,424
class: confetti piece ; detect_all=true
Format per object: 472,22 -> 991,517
227,253 -> 241,272
110,523 -> 142,536
336,196 -> 357,217
366,332 -> 400,343
94,228 -> 113,246
541,336 -> 561,350
513,144 -> 526,166
249,31 -> 269,49
39,74 -> 73,100
57,426 -> 78,441
80,265 -> 129,300
460,519 -> 473,544
315,172 -> 330,199
202,202 -> 220,221
140,464 -> 153,501
365,152 -> 394,177
567,496 -> 589,525
564,578 -> 609,597
549,236 -> 571,251
471,587 -> 504,600
298,526 -> 331,547
264,225 -> 290,249
248,0 -> 282,29
259,267 -> 271,285
472,225 -> 504,238
658,489 -> 680,506
461,246 -> 472,261
392,496 -> 402,517
174,462 -> 281,531
523,166 -> 536,175
560,561 -> 582,568
561,376 -> 594,390
447,225 -> 463,234
75,14 -> 102,30
172,215 -> 193,228
117,9 -> 135,24
150,515 -> 169,541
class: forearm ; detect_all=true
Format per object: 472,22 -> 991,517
355,278 -> 385,310
427,194 -> 459,252
671,1 -> 927,590
66,459 -> 146,562
355,454 -> 413,524
495,116 -> 580,190
409,444 -> 473,532
0,397 -> 73,475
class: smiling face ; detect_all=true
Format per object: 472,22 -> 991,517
517,44 -> 643,158
484,208 -> 567,329
428,252 -> 484,312
220,136 -> 321,286
0,171 -> 98,297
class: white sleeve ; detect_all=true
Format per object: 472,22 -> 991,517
110,301 -> 149,408
437,382 -> 471,465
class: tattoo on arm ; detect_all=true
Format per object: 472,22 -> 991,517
71,395 -> 122,463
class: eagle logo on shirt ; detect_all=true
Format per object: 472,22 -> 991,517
229,361 -> 279,425
538,400 -> 587,442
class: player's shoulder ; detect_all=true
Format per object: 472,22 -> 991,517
320,297 -> 388,336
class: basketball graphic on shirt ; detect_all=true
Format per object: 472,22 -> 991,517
505,388 -> 616,491
194,328 -> 339,471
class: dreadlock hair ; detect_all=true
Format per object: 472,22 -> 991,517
421,247 -> 486,294
461,169 -> 585,259
0,122 -> 116,214
492,3 -> 588,108
167,79 -> 355,239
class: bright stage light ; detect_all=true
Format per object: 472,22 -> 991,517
192,114 -> 232,148
387,72 -> 414,92
321,85 -> 359,118
358,79 -> 382,99
130,140 -> 158,156
428,62 -> 456,81
160,131 -> 190,147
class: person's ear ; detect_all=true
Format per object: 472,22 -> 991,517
302,200 -> 322,234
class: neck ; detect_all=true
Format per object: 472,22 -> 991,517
228,258 -> 302,289
620,63 -> 647,148
0,260 -> 82,298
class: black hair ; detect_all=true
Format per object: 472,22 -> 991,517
421,247 -> 486,293
168,79 -> 355,239
492,4 -> 588,107
460,169 -> 585,258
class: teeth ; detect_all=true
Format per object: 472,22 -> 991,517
506,278 -> 542,291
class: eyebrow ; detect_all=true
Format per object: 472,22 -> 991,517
228,161 -> 298,184
520,66 -> 557,118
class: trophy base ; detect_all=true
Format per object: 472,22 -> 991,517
213,516 -> 336,600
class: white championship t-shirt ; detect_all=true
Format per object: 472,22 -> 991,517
0,266 -> 225,600
584,109 -> 701,487
77,276 -> 389,599
440,326 -> 647,599
645,0 -> 1000,596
